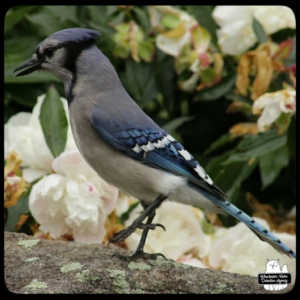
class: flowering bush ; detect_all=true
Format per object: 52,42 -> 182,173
5,94 -> 77,182
4,5 -> 296,279
30,150 -> 119,243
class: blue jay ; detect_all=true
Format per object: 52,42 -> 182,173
14,28 -> 296,260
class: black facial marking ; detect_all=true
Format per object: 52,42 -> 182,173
44,46 -> 56,58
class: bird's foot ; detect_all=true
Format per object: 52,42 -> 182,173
109,222 -> 165,244
112,249 -> 166,261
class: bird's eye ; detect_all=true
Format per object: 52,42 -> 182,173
44,47 -> 55,58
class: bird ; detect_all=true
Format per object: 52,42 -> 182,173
14,28 -> 296,260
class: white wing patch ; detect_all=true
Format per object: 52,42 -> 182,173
178,149 -> 192,160
141,141 -> 155,151
166,134 -> 175,142
131,133 -> 213,185
132,135 -> 169,153
132,144 -> 143,153
195,165 -> 213,185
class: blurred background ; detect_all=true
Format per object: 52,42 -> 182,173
4,6 -> 296,232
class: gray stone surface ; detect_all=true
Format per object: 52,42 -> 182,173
4,232 -> 294,294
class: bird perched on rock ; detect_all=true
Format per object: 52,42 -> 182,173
14,28 -> 296,260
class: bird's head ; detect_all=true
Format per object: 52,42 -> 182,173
14,28 -> 100,82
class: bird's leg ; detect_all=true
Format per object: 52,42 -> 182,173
110,194 -> 167,244
111,194 -> 167,261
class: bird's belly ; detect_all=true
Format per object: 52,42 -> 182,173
69,115 -> 174,201
69,114 -> 222,212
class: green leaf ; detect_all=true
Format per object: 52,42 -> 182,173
206,150 -> 234,183
138,41 -> 155,62
112,44 -> 130,59
5,36 -> 40,64
194,72 -> 236,101
121,59 -> 158,108
225,159 -> 258,201
206,150 -> 257,203
154,52 -> 176,113
187,6 -> 217,42
161,14 -> 180,29
252,17 -> 267,44
44,5 -> 78,23
270,28 -> 296,44
87,6 -> 110,24
204,133 -> 232,155
25,7 -> 74,37
199,67 -> 217,84
4,6 -> 36,33
119,201 -> 140,224
162,116 -> 193,134
133,6 -> 151,31
39,86 -> 68,158
5,189 -> 31,232
224,130 -> 286,164
259,145 -> 289,190
237,129 -> 285,151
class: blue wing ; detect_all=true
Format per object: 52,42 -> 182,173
90,106 -> 296,259
90,106 -> 227,200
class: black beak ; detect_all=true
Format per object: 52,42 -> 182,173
13,55 -> 42,76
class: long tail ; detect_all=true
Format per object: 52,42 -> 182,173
210,197 -> 296,259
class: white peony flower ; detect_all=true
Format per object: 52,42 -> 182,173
5,95 -> 77,182
213,6 -> 295,55
213,6 -> 256,55
125,202 -> 211,261
215,19 -> 257,56
251,6 -> 296,35
213,6 -> 253,28
29,150 -> 119,243
252,89 -> 296,131
148,6 -> 197,57
208,217 -> 296,282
